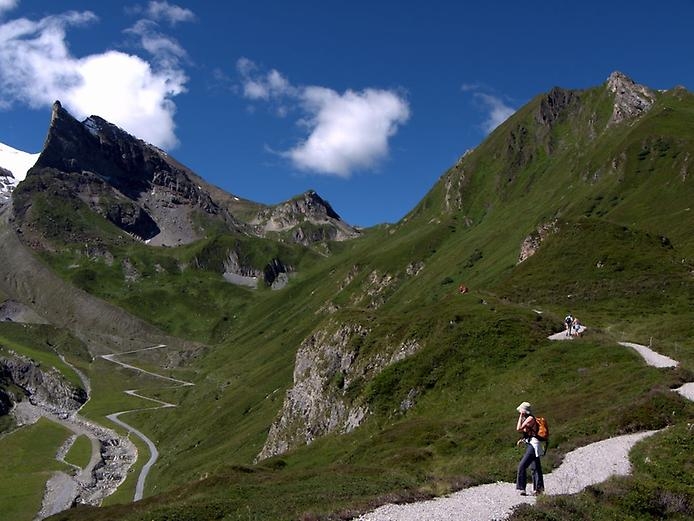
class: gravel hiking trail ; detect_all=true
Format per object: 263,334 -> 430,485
355,332 -> 693,521
101,344 -> 194,501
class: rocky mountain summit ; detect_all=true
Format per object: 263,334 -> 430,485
607,71 -> 656,125
10,102 -> 357,250
250,190 -> 360,245
15,101 -> 242,246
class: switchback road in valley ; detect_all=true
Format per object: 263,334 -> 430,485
101,344 -> 194,501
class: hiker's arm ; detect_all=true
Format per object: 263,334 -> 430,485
518,415 -> 535,433
516,413 -> 526,432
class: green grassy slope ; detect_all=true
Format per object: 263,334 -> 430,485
14,78 -> 694,520
0,419 -> 72,521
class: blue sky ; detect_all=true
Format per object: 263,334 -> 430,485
1,0 -> 693,226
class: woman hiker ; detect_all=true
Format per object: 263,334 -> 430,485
515,401 -> 545,496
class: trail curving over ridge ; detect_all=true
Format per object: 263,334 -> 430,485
101,344 -> 194,501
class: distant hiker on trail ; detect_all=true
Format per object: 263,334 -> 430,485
572,316 -> 582,337
564,314 -> 574,337
515,401 -> 545,496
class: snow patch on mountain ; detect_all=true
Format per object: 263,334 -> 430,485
0,141 -> 40,200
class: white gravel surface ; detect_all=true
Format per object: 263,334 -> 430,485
617,342 -> 678,368
674,383 -> 694,401
354,431 -> 659,521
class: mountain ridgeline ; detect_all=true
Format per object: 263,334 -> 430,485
12,101 -> 357,281
1,72 -> 694,521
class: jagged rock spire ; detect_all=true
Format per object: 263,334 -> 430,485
606,71 -> 655,126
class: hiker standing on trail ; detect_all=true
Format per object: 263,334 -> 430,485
564,314 -> 574,337
572,317 -> 582,337
515,401 -> 545,496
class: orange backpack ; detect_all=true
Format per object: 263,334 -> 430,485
535,416 -> 549,441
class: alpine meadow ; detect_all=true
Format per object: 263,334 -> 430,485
1,71 -> 693,521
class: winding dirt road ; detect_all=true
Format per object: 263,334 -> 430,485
34,344 -> 193,519
101,345 -> 194,501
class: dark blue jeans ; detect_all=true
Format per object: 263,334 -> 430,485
516,443 -> 544,492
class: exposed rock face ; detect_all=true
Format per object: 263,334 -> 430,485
0,387 -> 11,415
0,350 -> 87,414
518,220 -> 559,263
264,258 -> 290,287
15,101 -> 242,247
257,323 -> 368,461
0,299 -> 48,323
257,323 -> 422,461
251,190 -> 360,245
0,166 -> 14,202
607,71 -> 656,126
220,251 -> 292,289
535,87 -> 579,128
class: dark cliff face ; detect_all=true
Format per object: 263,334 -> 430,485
14,102 -> 357,248
535,87 -> 579,128
16,102 -> 241,246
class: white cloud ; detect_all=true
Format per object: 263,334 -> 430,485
475,92 -> 515,133
126,18 -> 188,65
0,0 -> 17,17
146,1 -> 195,26
0,9 -> 188,149
238,58 -> 410,177
237,57 -> 294,100
288,87 -> 410,177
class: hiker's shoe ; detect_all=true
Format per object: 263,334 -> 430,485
533,489 -> 544,496
518,490 -> 527,496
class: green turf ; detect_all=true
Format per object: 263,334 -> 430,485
63,434 -> 92,470
0,418 -> 72,521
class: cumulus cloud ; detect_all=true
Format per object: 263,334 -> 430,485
288,87 -> 410,177
474,93 -> 515,133
146,1 -> 195,26
238,58 -> 410,177
125,18 -> 188,65
236,57 -> 294,100
0,6 -> 192,149
0,0 -> 18,17
462,83 -> 516,134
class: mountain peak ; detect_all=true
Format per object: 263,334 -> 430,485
606,71 -> 655,126
250,189 -> 359,244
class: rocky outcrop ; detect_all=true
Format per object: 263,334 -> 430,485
535,87 -> 579,128
0,166 -> 14,202
0,387 -> 12,415
351,269 -> 396,309
0,299 -> 48,324
518,220 -> 559,263
607,71 -> 656,126
0,350 -> 86,415
220,251 -> 291,289
264,258 -> 290,287
251,190 -> 360,245
257,323 -> 422,461
15,101 -> 242,247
